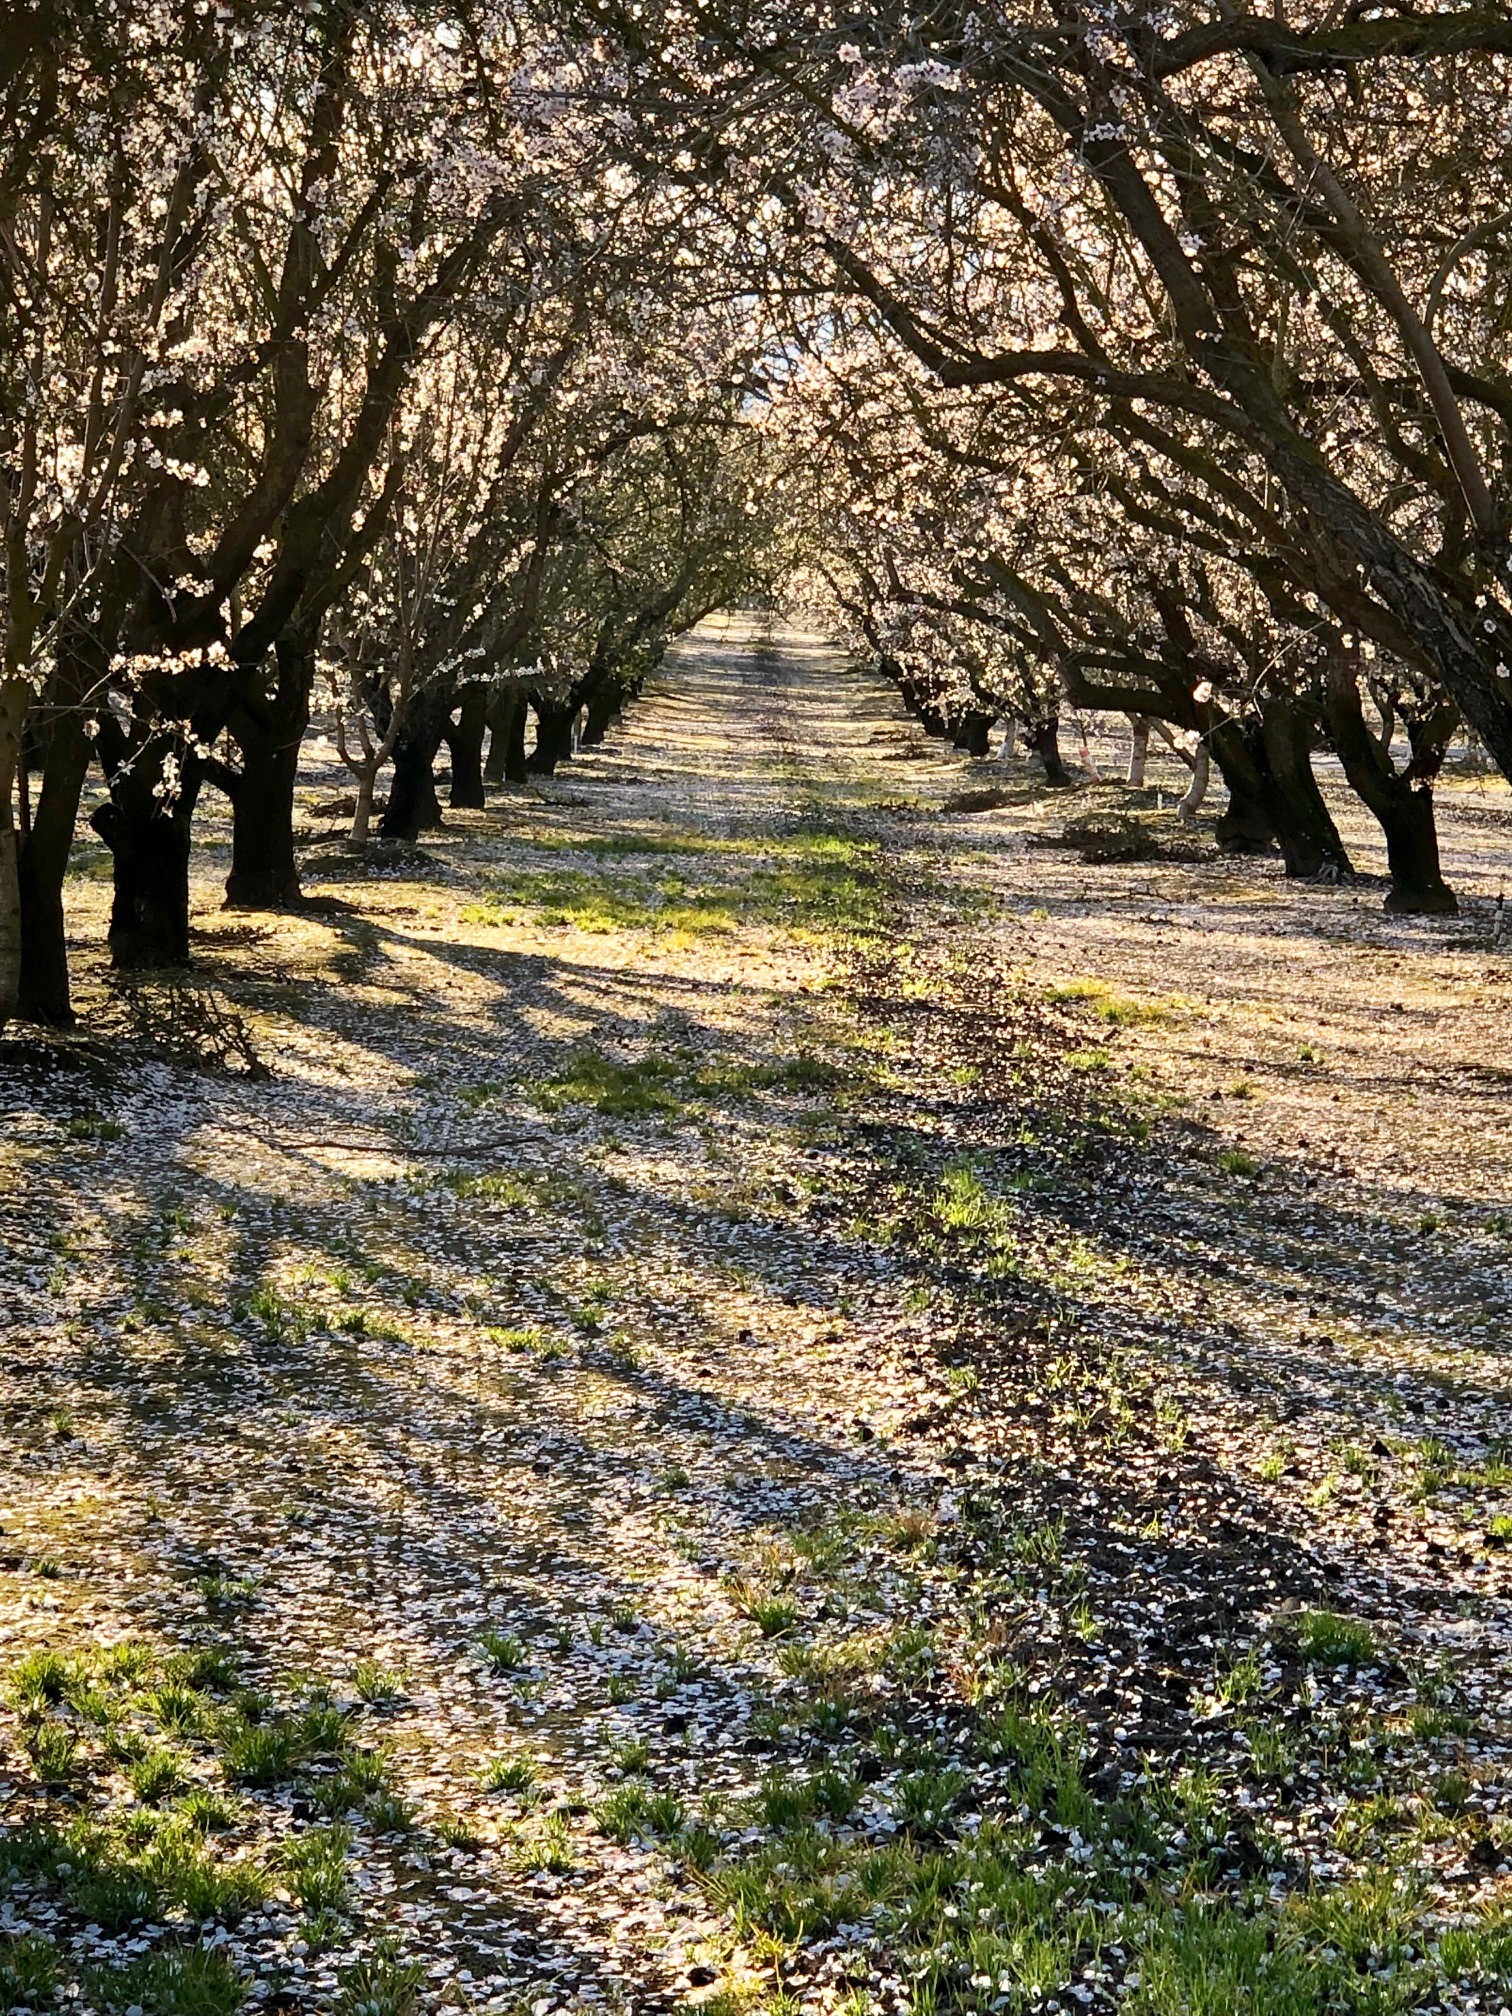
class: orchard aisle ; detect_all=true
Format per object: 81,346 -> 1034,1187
3,618 -> 1512,2016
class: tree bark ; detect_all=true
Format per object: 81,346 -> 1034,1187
1209,719 -> 1278,854
1026,715 -> 1071,785
223,631 -> 314,909
1177,745 -> 1210,821
0,678 -> 29,1028
379,686 -> 450,841
1326,664 -> 1457,913
953,711 -> 995,757
581,678 -> 625,746
1258,696 -> 1354,880
493,693 -> 528,786
501,690 -> 528,782
446,684 -> 488,808
349,767 -> 377,848
527,693 -> 578,776
92,750 -> 201,969
221,725 -> 304,909
18,698 -> 91,1023
1127,715 -> 1150,788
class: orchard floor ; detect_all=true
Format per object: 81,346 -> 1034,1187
4,617 -> 1512,2016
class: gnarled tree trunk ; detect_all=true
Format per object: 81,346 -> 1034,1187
1026,715 -> 1071,786
379,685 -> 451,842
447,684 -> 488,808
1127,714 -> 1151,788
952,711 -> 995,757
1209,719 -> 1277,854
223,632 -> 314,910
1326,661 -> 1456,913
527,693 -> 578,776
485,688 -> 529,784
1258,696 -> 1354,880
581,678 -> 626,746
93,741 -> 202,969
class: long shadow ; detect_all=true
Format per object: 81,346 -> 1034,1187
6,619 -> 1507,2002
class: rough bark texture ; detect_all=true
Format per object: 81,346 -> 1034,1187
1326,667 -> 1457,913
527,694 -> 578,776
0,680 -> 28,1027
1177,746 -> 1210,822
1027,716 -> 1071,786
581,679 -> 625,746
447,685 -> 488,808
0,827 -> 19,1031
1258,697 -> 1354,880
1128,715 -> 1150,788
223,727 -> 305,909
18,701 -> 91,1023
485,689 -> 529,784
379,687 -> 450,841
93,794 -> 195,968
953,711 -> 995,757
223,632 -> 316,909
1209,719 -> 1278,854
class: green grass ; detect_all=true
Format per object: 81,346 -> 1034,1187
482,1753 -> 538,1796
0,1815 -> 269,1933
282,1823 -> 351,1913
1045,978 -> 1168,1024
82,1942 -> 247,2015
1218,1148 -> 1259,1178
726,1577 -> 800,1637
594,1782 -> 686,1843
478,1629 -> 528,1673
332,1939 -> 424,2016
464,829 -> 880,943
128,1746 -> 187,1803
352,1658 -> 403,1705
487,1323 -> 568,1360
536,1050 -> 684,1117
1295,1610 -> 1377,1667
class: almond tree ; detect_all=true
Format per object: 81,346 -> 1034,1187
585,0 -> 1512,790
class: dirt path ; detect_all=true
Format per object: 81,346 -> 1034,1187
3,618 -> 1512,2016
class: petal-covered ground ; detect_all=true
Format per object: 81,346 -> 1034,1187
3,618 -> 1512,2016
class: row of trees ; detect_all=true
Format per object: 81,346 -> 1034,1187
0,2 -> 777,1030
9,0 -> 1512,1034
577,0 -> 1512,915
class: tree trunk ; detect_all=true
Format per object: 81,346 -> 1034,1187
499,690 -> 529,782
1127,714 -> 1150,788
223,728 -> 304,908
1000,719 -> 1018,760
0,678 -> 29,1028
1326,662 -> 1456,913
349,767 -> 377,848
484,689 -> 518,783
379,687 -> 450,841
18,699 -> 91,1024
0,827 -> 19,1030
223,634 -> 313,909
1026,715 -> 1071,786
581,679 -> 625,746
527,694 -> 578,776
1258,696 -> 1354,880
92,751 -> 200,969
1177,746 -> 1210,821
447,685 -> 488,809
1209,719 -> 1278,854
953,711 -> 995,757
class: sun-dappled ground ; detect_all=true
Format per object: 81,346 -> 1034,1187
4,616 -> 1512,2016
